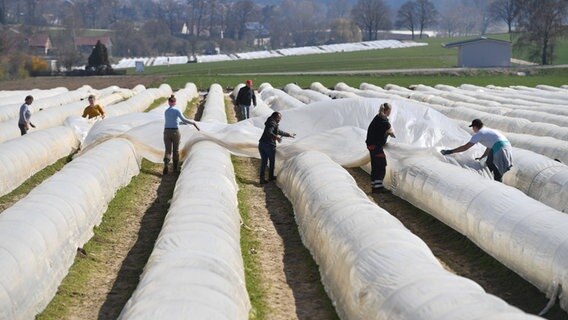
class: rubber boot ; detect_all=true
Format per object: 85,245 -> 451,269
163,158 -> 170,175
173,160 -> 179,173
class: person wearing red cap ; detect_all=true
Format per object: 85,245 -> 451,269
236,80 -> 256,119
441,118 -> 513,182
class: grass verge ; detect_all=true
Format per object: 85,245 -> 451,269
37,160 -> 172,319
143,97 -> 167,112
232,156 -> 268,320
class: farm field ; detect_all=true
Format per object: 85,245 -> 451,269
1,41 -> 568,319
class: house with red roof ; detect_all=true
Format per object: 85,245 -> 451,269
27,34 -> 54,55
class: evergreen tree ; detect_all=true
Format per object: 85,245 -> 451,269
87,40 -> 112,72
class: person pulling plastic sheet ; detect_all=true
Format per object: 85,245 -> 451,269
18,95 -> 36,135
82,94 -> 106,119
366,102 -> 396,193
236,79 -> 257,120
441,118 -> 513,182
258,111 -> 295,184
163,94 -> 200,175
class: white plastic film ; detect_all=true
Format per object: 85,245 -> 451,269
0,138 -> 140,319
0,89 -> 132,143
387,154 -> 568,310
0,126 -> 79,197
119,140 -> 249,320
278,150 -> 541,320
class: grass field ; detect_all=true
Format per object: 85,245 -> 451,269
125,34 -> 568,90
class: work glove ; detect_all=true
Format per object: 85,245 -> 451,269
440,149 -> 452,155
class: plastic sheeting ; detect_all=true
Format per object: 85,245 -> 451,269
284,83 -> 331,103
202,84 -> 226,121
0,126 -> 79,197
112,40 -> 424,66
119,84 -> 250,319
504,148 -> 568,212
80,86 -> 195,161
118,142 -> 249,320
311,82 -> 359,99
0,87 -> 132,143
104,84 -> 172,118
278,150 -> 541,320
0,87 -> 68,106
0,138 -> 140,319
259,83 -> 304,111
339,83 -> 568,210
0,85 -> 93,122
387,153 -> 568,311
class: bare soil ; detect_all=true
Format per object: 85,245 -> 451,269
65,164 -> 178,320
228,98 -> 338,320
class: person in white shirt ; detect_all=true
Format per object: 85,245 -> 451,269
18,95 -> 36,135
441,118 -> 513,182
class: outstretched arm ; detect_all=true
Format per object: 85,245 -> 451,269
441,142 -> 474,155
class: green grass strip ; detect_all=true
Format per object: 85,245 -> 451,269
184,97 -> 200,117
232,156 -> 268,320
143,97 -> 167,112
37,160 -> 172,320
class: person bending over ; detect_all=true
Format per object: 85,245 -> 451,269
441,118 -> 513,182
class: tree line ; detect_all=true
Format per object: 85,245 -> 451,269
0,0 -> 567,68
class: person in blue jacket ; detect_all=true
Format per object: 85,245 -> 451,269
163,94 -> 200,174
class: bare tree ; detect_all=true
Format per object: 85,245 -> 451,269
112,20 -> 149,56
227,0 -> 257,41
515,0 -> 568,65
327,0 -> 352,20
24,0 -> 39,25
490,0 -> 519,36
416,0 -> 437,38
330,18 -> 362,43
0,0 -> 6,25
396,1 -> 418,39
467,0 -> 494,35
262,4 -> 290,48
351,0 -> 391,41
187,0 -> 207,36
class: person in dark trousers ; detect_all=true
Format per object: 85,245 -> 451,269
236,79 -> 257,120
163,94 -> 200,175
441,118 -> 513,182
366,103 -> 395,193
18,95 -> 36,135
258,111 -> 296,184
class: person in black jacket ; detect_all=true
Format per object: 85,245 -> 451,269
236,79 -> 257,120
258,111 -> 296,184
366,103 -> 395,193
